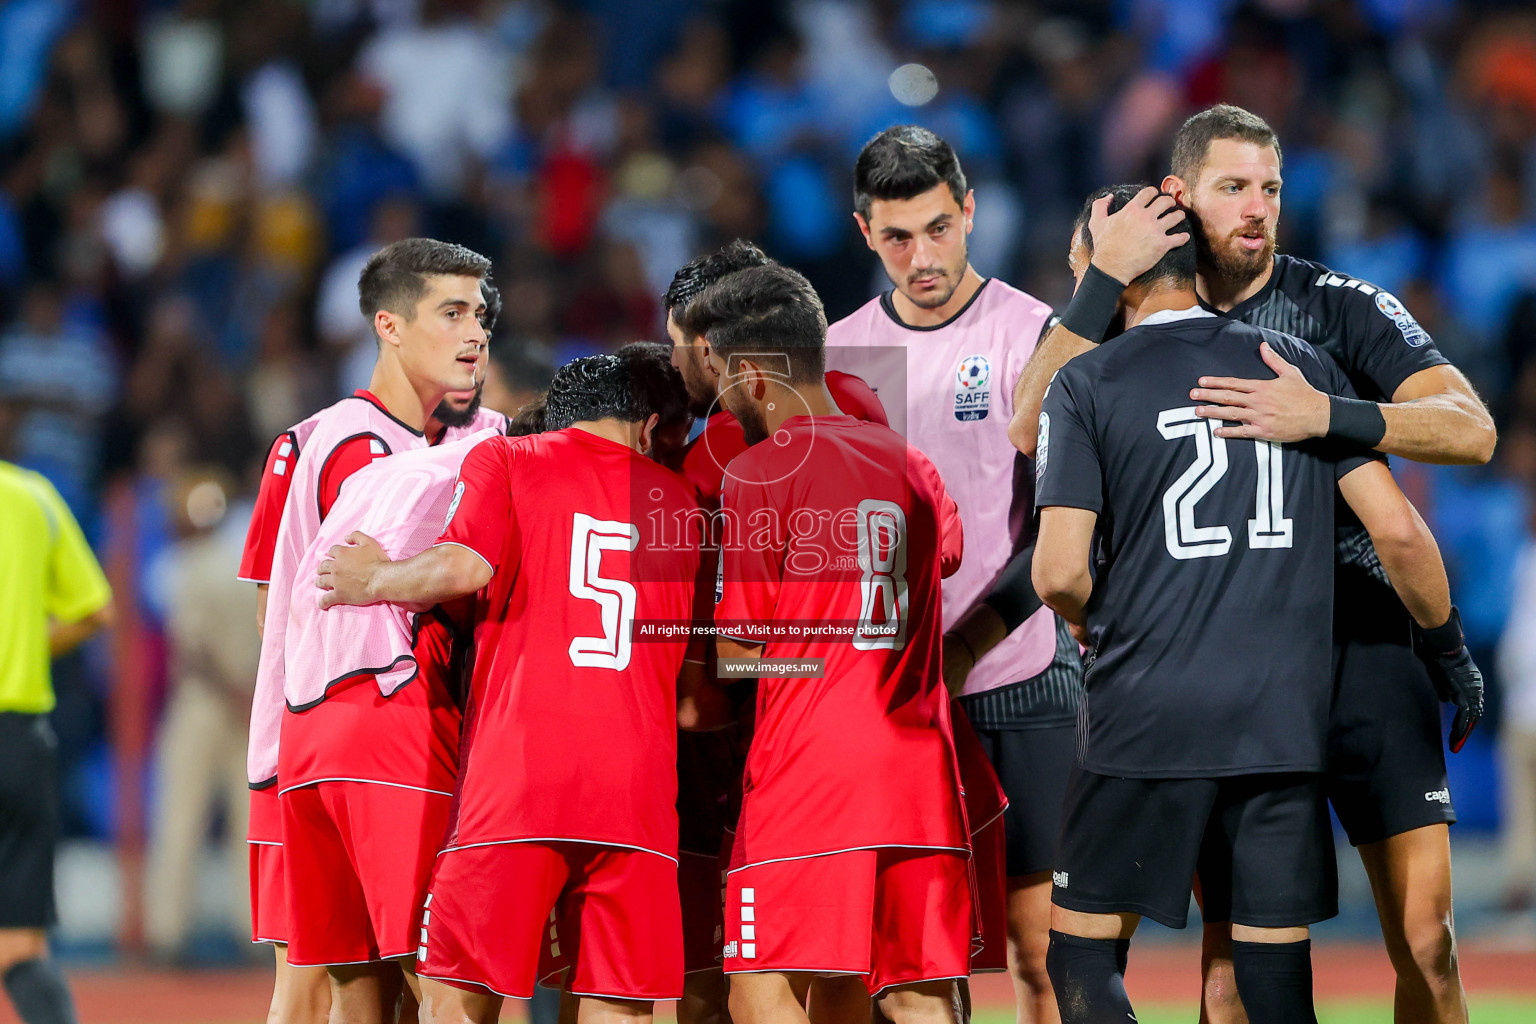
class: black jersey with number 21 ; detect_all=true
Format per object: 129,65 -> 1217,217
1036,312 -> 1378,778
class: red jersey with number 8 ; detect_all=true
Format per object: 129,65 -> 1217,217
716,415 -> 969,868
435,428 -> 705,861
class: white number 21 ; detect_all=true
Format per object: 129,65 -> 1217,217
1157,407 -> 1293,561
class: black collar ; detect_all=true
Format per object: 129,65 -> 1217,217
878,277 -> 991,332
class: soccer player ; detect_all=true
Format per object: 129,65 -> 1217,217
0,456 -> 112,1024
679,261 -> 971,1024
240,239 -> 500,1024
1032,184 -> 1478,1024
824,125 -> 1076,1020
1010,107 -> 1491,1024
316,352 -> 708,1024
667,240 -> 888,511
275,421 -> 500,1022
662,241 -> 890,1024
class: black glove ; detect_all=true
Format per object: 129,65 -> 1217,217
1412,607 -> 1484,754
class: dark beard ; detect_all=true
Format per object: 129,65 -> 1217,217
897,237 -> 969,310
1192,210 -> 1275,291
725,390 -> 769,445
432,383 -> 484,428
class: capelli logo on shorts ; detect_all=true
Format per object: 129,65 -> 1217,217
1424,788 -> 1451,804
1052,871 -> 1069,889
723,941 -> 739,958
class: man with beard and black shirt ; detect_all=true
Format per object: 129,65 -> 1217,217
1013,108 -> 1490,1024
1033,184 -> 1471,1024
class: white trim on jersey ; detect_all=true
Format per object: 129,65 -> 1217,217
970,805 -> 1007,833
284,951 -> 415,968
237,575 -> 271,585
415,972 -> 534,1001
251,936 -> 287,945
246,839 -> 282,846
871,974 -> 969,996
722,967 -> 865,977
437,836 -> 679,865
430,540 -> 494,574
276,778 -> 455,797
568,988 -> 684,1001
726,843 -> 972,875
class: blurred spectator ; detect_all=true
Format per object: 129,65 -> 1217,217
143,467 -> 259,959
0,281 -> 116,513
355,0 -> 516,196
316,196 -> 422,396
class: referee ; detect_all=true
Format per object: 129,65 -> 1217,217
0,454 -> 113,1024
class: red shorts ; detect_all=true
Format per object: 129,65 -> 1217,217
248,786 -> 287,944
679,849 -> 724,974
419,841 -> 684,1001
722,849 -> 972,995
969,813 -> 1007,972
280,780 -> 452,966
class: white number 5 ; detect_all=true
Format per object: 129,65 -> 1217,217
568,513 -> 639,670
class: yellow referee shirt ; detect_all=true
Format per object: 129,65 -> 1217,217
0,460 -> 112,713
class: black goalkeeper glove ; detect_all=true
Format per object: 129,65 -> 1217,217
1411,606 -> 1484,754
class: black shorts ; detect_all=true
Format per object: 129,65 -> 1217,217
1328,578 -> 1455,847
972,723 -> 1077,878
1052,768 -> 1337,930
0,713 -> 60,928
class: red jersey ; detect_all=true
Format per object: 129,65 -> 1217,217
716,415 -> 968,867
679,371 -> 887,509
437,427 -> 705,860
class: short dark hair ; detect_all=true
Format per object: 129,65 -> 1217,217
506,395 -> 546,436
1170,104 -> 1282,185
615,341 -> 691,430
480,279 -> 502,336
1074,184 -> 1196,289
357,238 -> 492,327
544,347 -> 694,431
853,125 -> 967,220
675,262 -> 826,384
663,240 -> 770,316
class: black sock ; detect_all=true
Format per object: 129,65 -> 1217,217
3,958 -> 78,1024
1231,939 -> 1316,1024
1045,930 -> 1136,1024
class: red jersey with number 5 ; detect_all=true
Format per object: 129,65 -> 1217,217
716,415 -> 968,868
436,427 -> 705,860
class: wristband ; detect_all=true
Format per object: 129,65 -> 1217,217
1417,606 -> 1464,655
1326,395 -> 1386,447
1059,264 -> 1125,343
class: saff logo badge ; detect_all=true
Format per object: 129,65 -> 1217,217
954,354 -> 991,421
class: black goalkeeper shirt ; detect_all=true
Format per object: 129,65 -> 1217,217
1035,309 -> 1377,777
1203,254 -> 1451,597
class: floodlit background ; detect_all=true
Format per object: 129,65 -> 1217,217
4,0 -> 1536,1019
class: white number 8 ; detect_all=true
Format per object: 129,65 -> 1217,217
854,499 -> 909,651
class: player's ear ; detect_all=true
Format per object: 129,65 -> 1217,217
1162,174 -> 1189,205
638,412 -> 660,457
962,189 -> 975,233
853,212 -> 874,250
374,309 -> 400,350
